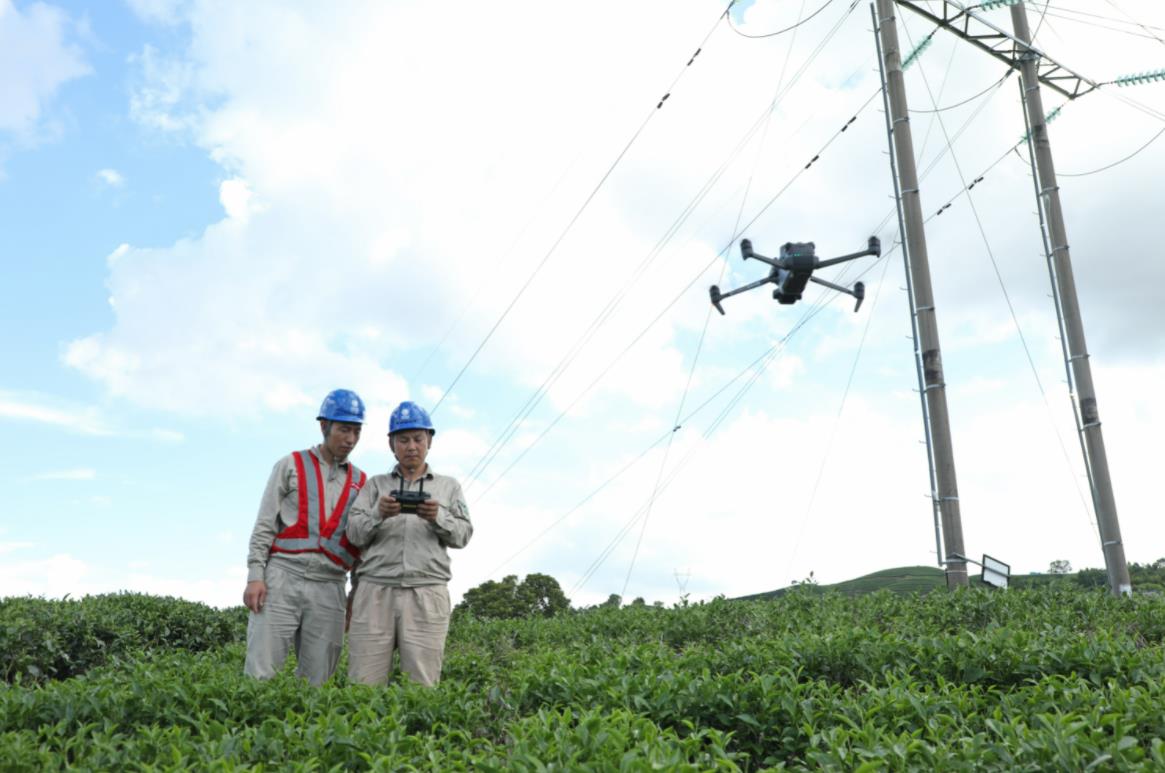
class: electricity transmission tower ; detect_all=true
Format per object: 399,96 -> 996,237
880,0 -> 1133,596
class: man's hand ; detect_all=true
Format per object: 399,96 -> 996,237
378,495 -> 402,518
417,499 -> 439,523
244,580 -> 267,614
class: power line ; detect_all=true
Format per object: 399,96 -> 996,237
466,3 -> 871,496
902,21 -> 1095,533
1059,126 -> 1165,177
1102,0 -> 1165,47
570,258 -> 887,598
726,0 -> 838,38
409,156 -> 582,386
471,93 -> 879,503
1035,7 -> 1165,42
620,0 -> 823,601
431,0 -> 736,414
782,233 -> 894,579
909,71 -> 1012,113
464,0 -> 866,488
492,248 -> 883,581
1052,1 -> 1165,35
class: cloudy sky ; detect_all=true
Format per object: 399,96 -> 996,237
2,0 -> 1163,608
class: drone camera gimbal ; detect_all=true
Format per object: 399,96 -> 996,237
710,235 -> 880,315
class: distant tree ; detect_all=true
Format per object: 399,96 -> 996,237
1075,568 -> 1107,589
1153,558 -> 1165,571
1048,560 -> 1073,575
456,573 -> 571,620
515,573 -> 570,618
601,594 -> 622,609
630,597 -> 646,607
457,575 -> 524,620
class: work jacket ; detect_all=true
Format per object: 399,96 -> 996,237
346,465 -> 473,587
247,446 -> 366,583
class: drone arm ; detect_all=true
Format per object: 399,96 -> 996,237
814,236 -> 882,269
716,276 -> 773,300
809,275 -> 855,295
810,276 -> 866,312
746,254 -> 781,269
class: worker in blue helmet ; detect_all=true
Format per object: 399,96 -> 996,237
346,400 -> 473,686
242,389 -> 368,685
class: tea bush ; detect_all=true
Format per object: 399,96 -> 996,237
2,586 -> 1164,769
0,593 -> 245,683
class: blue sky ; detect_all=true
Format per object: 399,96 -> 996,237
3,0 -> 1164,607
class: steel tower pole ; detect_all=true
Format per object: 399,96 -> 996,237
1009,2 -> 1132,596
875,0 -> 968,588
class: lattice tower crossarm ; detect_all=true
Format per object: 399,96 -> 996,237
895,0 -> 1099,99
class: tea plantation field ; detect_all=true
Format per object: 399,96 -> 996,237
3,587 -> 1165,770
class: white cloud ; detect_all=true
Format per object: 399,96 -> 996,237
0,0 -> 89,141
218,177 -> 252,220
149,428 -> 185,442
96,168 -> 125,187
0,551 -> 246,609
59,0 -> 1165,598
120,567 -> 247,608
127,43 -> 195,132
34,468 -> 97,481
125,0 -> 188,26
0,391 -> 111,434
0,553 -> 92,599
0,390 -> 185,442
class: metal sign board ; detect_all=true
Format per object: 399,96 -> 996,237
981,554 -> 1010,589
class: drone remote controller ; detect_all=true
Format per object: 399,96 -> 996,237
391,488 -> 431,514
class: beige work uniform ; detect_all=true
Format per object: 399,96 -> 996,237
243,446 -> 360,686
345,465 -> 472,686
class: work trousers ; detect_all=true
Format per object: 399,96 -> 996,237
243,562 -> 346,686
347,583 -> 451,687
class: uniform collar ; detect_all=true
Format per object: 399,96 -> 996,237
392,463 -> 433,481
312,444 -> 350,469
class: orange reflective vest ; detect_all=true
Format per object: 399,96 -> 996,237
269,448 -> 366,570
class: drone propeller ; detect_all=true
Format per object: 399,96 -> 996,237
709,285 -> 725,315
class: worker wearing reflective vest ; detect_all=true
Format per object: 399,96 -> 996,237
242,389 -> 367,685
346,401 -> 473,686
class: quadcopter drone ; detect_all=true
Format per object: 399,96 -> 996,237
710,236 -> 881,314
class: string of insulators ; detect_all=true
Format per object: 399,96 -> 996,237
930,176 -> 986,218
902,33 -> 934,71
803,116 -> 860,171
978,0 -> 1021,10
1114,69 -> 1165,87
656,48 -> 707,109
1020,105 -> 1062,142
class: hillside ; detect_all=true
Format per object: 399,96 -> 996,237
739,560 -> 1165,599
737,565 -> 948,599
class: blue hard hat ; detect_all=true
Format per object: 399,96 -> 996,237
389,401 -> 435,435
317,389 -> 365,424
